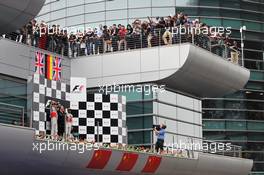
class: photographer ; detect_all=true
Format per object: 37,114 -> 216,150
154,124 -> 166,154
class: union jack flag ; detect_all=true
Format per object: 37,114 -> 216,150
52,57 -> 62,81
35,52 -> 45,75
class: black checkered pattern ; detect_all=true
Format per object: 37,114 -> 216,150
31,74 -> 70,135
71,93 -> 127,144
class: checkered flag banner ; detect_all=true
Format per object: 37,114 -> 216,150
70,93 -> 127,144
31,74 -> 70,135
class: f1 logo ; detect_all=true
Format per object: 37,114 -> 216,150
72,85 -> 85,93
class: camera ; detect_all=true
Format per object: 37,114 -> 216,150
153,125 -> 161,131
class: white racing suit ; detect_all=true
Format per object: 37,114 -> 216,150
50,106 -> 58,139
65,113 -> 73,139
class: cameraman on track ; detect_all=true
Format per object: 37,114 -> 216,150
154,124 -> 167,154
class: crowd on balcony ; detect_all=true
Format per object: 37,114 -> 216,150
3,12 -> 240,61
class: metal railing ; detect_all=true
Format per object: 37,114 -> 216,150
148,131 -> 243,159
2,28 -> 241,65
35,130 -> 242,160
0,102 -> 25,126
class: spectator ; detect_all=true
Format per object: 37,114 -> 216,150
85,28 -> 94,55
126,24 -> 133,49
111,24 -> 119,52
94,25 -> 104,54
118,25 -> 127,51
103,25 -> 112,52
69,32 -> 77,58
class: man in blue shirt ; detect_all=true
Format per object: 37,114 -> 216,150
154,124 -> 167,154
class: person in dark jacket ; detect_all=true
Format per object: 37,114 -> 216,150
57,104 -> 65,139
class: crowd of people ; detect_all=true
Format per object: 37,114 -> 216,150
3,12 -> 240,60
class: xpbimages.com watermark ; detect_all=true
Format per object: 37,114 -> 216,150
37,25 -> 232,38
32,140 -> 232,154
32,140 -> 100,154
98,83 -> 166,95
165,141 -> 232,154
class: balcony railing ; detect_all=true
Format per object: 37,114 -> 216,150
2,28 -> 241,65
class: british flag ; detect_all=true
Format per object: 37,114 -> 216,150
35,52 -> 45,75
52,57 -> 62,81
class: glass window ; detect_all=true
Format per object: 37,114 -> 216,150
250,71 -> 264,81
85,0 -> 102,3
152,0 -> 175,7
245,50 -> 263,60
175,0 -> 199,6
226,121 -> 247,130
127,102 -> 153,115
0,74 -> 27,126
152,7 -> 175,17
248,121 -> 264,130
176,7 -> 198,16
67,5 -> 84,16
128,131 -> 151,145
85,2 -> 105,13
119,90 -> 142,101
66,15 -> 84,26
245,60 -> 264,70
128,0 -> 151,8
51,0 -> 66,11
223,19 -> 241,29
246,82 -> 264,90
127,116 -> 153,130
248,133 -> 264,141
203,131 -> 226,140
37,13 -> 51,23
241,2 -> 260,11
128,8 -> 151,19
247,143 -> 264,151
67,0 -> 84,7
243,12 -> 261,21
38,4 -> 51,15
253,162 -> 264,171
203,121 -> 225,129
85,12 -> 105,23
106,0 -> 127,10
221,0 -> 240,8
128,131 -> 143,144
245,152 -> 264,161
106,10 -> 127,20
51,19 -> 66,28
200,18 -> 222,26
221,9 -> 240,18
244,21 -> 262,31
50,9 -> 66,21
199,8 -> 220,16
199,0 -> 220,6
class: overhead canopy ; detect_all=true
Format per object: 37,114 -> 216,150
71,44 -> 250,98
0,0 -> 45,34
